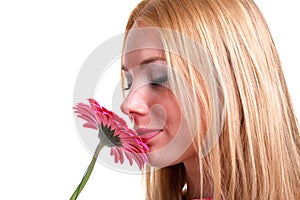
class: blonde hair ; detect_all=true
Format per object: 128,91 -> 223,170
122,0 -> 300,199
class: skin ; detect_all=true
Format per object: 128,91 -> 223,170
121,47 -> 197,167
120,26 -> 213,198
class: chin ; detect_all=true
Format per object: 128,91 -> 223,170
146,142 -> 198,169
145,149 -> 188,169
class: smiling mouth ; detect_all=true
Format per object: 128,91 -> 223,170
136,129 -> 162,143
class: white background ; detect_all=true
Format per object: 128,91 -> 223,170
0,1 -> 299,199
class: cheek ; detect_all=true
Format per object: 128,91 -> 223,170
163,97 -> 188,142
147,113 -> 197,167
167,109 -> 182,137
145,90 -> 199,167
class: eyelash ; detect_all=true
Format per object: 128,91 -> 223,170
124,83 -> 132,91
123,74 -> 168,91
150,75 -> 168,86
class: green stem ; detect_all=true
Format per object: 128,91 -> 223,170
70,142 -> 105,200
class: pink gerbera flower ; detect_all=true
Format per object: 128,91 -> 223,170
74,98 -> 148,168
70,98 -> 148,200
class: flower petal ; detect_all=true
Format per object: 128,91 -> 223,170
83,123 -> 98,130
74,98 -> 149,169
111,148 -> 124,164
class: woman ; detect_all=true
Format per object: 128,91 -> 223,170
120,0 -> 300,199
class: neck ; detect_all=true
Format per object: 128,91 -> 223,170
183,157 -> 213,199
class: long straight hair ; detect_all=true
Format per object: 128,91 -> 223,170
122,0 -> 300,199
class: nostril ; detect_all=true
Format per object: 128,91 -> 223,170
120,101 -> 129,115
128,101 -> 149,116
120,98 -> 149,118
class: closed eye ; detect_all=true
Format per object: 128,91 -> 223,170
122,70 -> 133,91
150,75 -> 168,86
124,82 -> 132,91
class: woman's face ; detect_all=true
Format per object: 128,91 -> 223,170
121,27 -> 198,168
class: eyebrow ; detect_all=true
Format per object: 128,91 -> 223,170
121,56 -> 166,71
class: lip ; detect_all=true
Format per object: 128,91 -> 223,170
135,128 -> 162,143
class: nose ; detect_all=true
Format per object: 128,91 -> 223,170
120,86 -> 149,125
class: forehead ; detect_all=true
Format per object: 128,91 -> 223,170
122,49 -> 165,71
124,27 -> 163,50
122,27 -> 166,70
